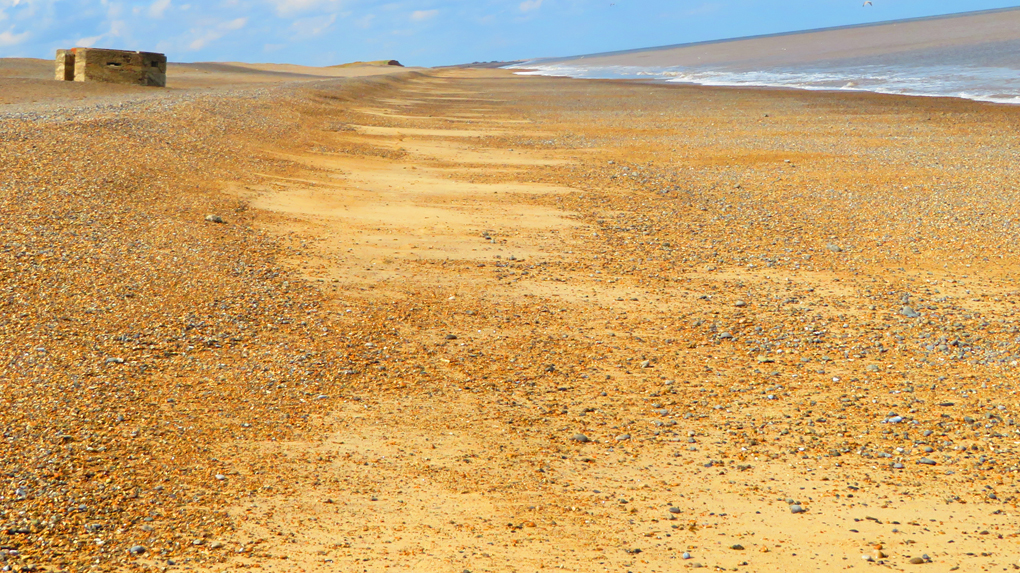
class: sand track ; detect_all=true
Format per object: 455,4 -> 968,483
5,65 -> 1020,573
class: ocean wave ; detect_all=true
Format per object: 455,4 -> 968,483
507,62 -> 1020,106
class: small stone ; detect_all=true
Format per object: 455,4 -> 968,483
731,544 -> 745,550
862,554 -> 875,562
734,300 -> 747,307
756,355 -> 775,363
210,541 -> 224,549
682,551 -> 692,559
128,545 -> 146,555
892,462 -> 905,469
192,539 -> 205,546
214,474 -> 226,481
615,434 -> 631,441
887,415 -> 903,424
668,506 -> 681,514
923,446 -> 934,453
909,557 -> 925,564
826,243 -> 843,253
205,214 -> 224,224
640,360 -> 651,368
571,433 -> 590,443
790,505 -> 806,514
901,306 -> 921,318
104,357 -> 124,364
445,334 -> 458,340
918,458 -> 937,466
866,364 -> 880,372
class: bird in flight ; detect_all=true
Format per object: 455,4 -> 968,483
863,1 -> 872,5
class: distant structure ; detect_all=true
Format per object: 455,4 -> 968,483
55,48 -> 167,87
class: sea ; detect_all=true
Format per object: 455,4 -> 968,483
508,8 -> 1020,105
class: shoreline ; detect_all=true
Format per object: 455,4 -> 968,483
509,66 -> 1020,107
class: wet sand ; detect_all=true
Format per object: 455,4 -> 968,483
3,65 -> 1020,572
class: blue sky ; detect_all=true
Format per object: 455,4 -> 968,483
1,1 -> 1018,67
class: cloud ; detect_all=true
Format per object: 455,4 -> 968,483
0,27 -> 28,47
410,9 -> 437,21
519,0 -> 542,12
355,13 -> 374,29
149,0 -> 171,18
188,17 -> 247,51
75,34 -> 103,47
291,13 -> 336,37
266,0 -> 343,17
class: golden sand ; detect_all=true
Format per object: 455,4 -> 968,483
2,64 -> 1020,572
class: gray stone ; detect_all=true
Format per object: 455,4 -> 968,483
128,545 -> 147,555
205,214 -> 224,224
901,306 -> 921,318
918,457 -> 937,466
571,433 -> 590,443
790,504 -> 806,514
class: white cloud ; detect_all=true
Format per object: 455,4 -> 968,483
519,0 -> 542,12
222,17 -> 247,31
149,0 -> 171,18
355,13 -> 374,29
0,27 -> 28,46
266,0 -> 343,17
188,17 -> 247,51
410,9 -> 437,21
291,13 -> 336,37
75,34 -> 103,48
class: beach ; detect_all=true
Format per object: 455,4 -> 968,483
2,63 -> 1020,572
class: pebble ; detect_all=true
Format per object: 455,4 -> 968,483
918,458 -> 937,466
901,306 -> 921,318
205,214 -> 224,223
668,506 -> 682,514
571,433 -> 590,443
908,557 -> 926,564
682,551 -> 692,559
128,545 -> 146,555
615,434 -> 631,441
790,504 -> 806,514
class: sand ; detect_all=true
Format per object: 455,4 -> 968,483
3,62 -> 1020,572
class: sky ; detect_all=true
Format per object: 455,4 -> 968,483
0,0 -> 1018,67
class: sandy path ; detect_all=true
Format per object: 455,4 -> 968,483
196,71 -> 1020,573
